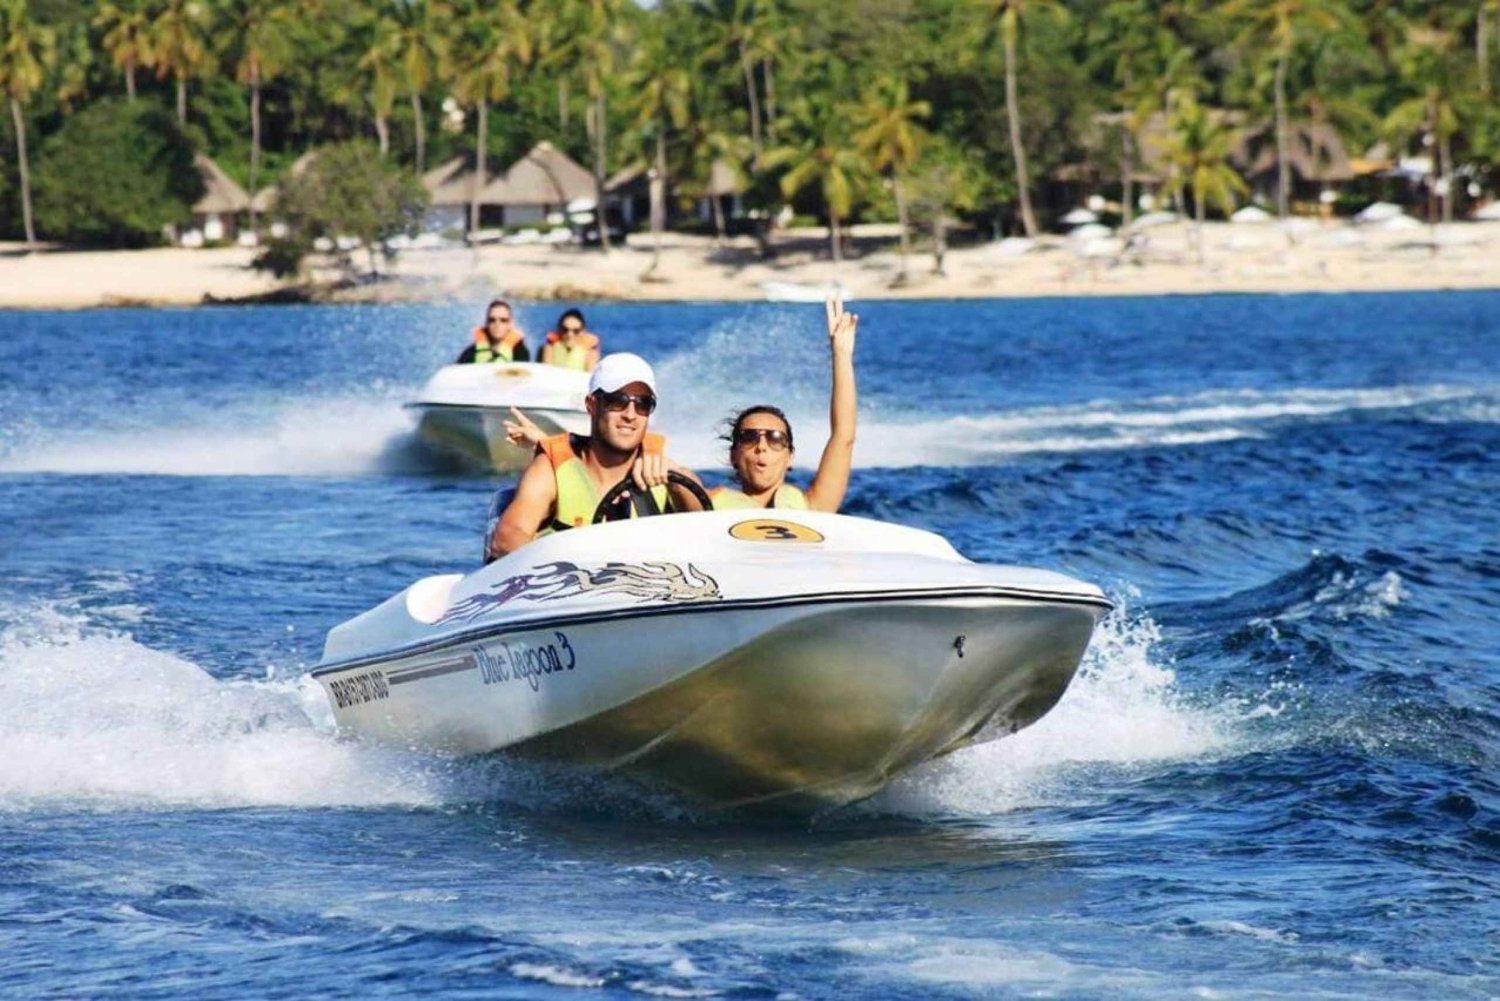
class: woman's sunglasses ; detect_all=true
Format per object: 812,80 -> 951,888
595,390 -> 657,416
561,324 -> 584,334
733,428 -> 791,450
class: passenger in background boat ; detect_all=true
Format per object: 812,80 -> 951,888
456,299 -> 529,364
710,295 -> 857,512
540,308 -> 601,371
488,352 -> 706,559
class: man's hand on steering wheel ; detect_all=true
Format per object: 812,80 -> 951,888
631,452 -> 670,492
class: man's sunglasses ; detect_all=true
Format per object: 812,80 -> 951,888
733,428 -> 791,450
595,390 -> 657,416
488,315 -> 512,324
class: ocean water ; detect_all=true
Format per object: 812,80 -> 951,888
1,292 -> 1497,998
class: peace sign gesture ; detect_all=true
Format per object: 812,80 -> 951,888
825,293 -> 858,360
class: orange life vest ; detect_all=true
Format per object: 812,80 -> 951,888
538,431 -> 668,533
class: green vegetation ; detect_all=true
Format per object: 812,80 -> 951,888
2,0 -> 1498,249
264,140 -> 427,276
33,98 -> 201,245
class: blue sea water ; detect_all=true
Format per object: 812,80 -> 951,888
1,291 -> 1498,999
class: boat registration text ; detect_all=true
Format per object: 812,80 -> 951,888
475,631 -> 578,692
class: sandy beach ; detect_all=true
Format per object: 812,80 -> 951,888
2,219 -> 1498,309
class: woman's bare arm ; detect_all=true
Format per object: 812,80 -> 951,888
806,296 -> 858,513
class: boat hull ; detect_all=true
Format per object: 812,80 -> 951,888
411,403 -> 587,472
313,510 -> 1111,813
316,591 -> 1103,811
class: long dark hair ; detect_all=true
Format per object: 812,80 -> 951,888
556,307 -> 586,333
721,405 -> 795,473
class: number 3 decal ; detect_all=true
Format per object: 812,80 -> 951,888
729,520 -> 826,543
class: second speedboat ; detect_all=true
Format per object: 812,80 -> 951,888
312,506 -> 1112,812
406,361 -> 590,472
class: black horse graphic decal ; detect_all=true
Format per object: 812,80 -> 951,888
439,561 -> 721,624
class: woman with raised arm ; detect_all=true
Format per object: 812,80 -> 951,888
710,296 -> 857,512
505,297 -> 857,512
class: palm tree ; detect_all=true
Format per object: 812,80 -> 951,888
221,0 -> 300,231
1089,0 -> 1197,226
350,13 -> 400,156
383,0 -> 446,173
706,0 -> 782,164
1479,0 -> 1500,93
1223,0 -> 1353,219
93,0 -> 153,102
853,77 -> 929,281
763,99 -> 867,263
576,0 -> 630,252
973,0 -> 1068,238
150,0 -> 211,126
626,8 -> 692,273
451,0 -> 535,235
1385,23 -> 1466,224
0,0 -> 54,247
1163,95 -> 1247,263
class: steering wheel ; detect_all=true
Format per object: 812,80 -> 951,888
591,470 -> 714,524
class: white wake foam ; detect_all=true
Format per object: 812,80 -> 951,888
0,394 -> 417,476
0,606 -> 448,810
876,595 -> 1239,816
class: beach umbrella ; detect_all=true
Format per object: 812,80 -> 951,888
1131,210 -> 1179,229
1068,222 -> 1112,241
1230,205 -> 1274,225
1060,207 -> 1098,225
989,236 -> 1036,257
1375,214 -> 1423,232
1355,201 -> 1403,224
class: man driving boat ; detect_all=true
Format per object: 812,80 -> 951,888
488,352 -> 705,559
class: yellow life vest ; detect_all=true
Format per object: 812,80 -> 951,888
544,331 -> 600,370
538,431 -> 669,533
709,483 -> 809,511
473,326 -> 524,363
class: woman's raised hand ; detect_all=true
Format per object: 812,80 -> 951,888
503,406 -> 546,448
825,293 -> 858,357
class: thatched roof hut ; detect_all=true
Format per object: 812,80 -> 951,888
250,151 -> 319,214
423,156 -> 483,208
192,153 -> 250,215
1230,122 -> 1354,184
481,141 -> 595,207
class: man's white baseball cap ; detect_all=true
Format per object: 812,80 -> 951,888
588,352 -> 657,395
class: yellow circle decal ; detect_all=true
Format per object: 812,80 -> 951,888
729,520 -> 825,543
495,366 -> 531,378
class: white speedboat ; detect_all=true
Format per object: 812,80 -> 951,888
312,507 -> 1110,812
759,280 -> 852,303
406,362 -> 590,472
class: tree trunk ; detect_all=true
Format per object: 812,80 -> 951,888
411,91 -> 426,173
1121,114 -> 1135,227
740,42 -> 762,164
470,100 -> 487,236
249,70 -> 262,232
1440,130 -> 1453,224
711,193 -> 726,245
11,98 -> 35,247
892,172 -> 910,278
1003,29 -> 1038,237
649,128 -> 666,273
126,60 -> 137,102
764,58 -> 777,141
176,74 -> 187,125
933,213 -> 947,275
374,110 -> 389,156
592,91 -> 612,252
829,208 -> 842,263
1480,6 -> 1492,94
1274,52 -> 1290,219
558,78 -> 569,128
1195,185 -> 1206,264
